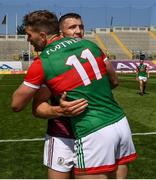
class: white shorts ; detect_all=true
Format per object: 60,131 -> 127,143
43,135 -> 75,172
138,76 -> 147,82
74,117 -> 137,175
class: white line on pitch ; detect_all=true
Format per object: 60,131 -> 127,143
132,132 -> 156,136
0,132 -> 156,143
0,138 -> 44,143
0,84 -> 18,86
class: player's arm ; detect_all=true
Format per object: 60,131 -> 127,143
59,92 -> 88,117
32,88 -> 88,119
32,86 -> 57,118
147,71 -> 150,78
11,58 -> 44,112
99,49 -> 118,89
146,66 -> 150,78
135,66 -> 139,80
11,84 -> 38,112
104,58 -> 119,89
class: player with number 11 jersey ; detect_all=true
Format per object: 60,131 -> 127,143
25,36 -> 125,139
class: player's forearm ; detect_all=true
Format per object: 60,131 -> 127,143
105,61 -> 119,89
33,102 -> 63,119
33,96 -> 88,119
147,72 -> 150,78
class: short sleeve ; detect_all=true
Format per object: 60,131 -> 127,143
24,58 -> 45,88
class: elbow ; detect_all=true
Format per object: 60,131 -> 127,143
32,109 -> 38,118
32,107 -> 43,118
114,81 -> 119,87
111,84 -> 118,89
111,81 -> 119,89
11,104 -> 22,112
11,100 -> 24,112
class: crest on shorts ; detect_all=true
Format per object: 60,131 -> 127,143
57,157 -> 64,165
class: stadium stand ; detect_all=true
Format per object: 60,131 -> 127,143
0,35 -> 29,61
116,31 -> 156,58
1,26 -> 156,69
85,27 -> 156,60
97,32 -> 130,59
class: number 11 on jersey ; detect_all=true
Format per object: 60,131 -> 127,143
66,49 -> 102,86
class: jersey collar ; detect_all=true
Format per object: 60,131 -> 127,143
47,35 -> 63,45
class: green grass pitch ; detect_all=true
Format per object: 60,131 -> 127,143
0,74 -> 156,178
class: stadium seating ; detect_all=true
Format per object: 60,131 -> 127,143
0,40 -> 29,61
1,27 -> 156,63
116,31 -> 156,54
96,33 -> 129,59
85,27 -> 156,60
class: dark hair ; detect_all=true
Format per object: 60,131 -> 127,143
140,54 -> 145,60
23,10 -> 59,35
59,13 -> 82,27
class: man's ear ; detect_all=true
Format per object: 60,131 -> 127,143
40,32 -> 47,41
59,31 -> 64,37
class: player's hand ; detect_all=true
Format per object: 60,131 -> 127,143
59,92 -> 88,117
136,77 -> 139,81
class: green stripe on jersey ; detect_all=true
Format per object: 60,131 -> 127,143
76,139 -> 85,169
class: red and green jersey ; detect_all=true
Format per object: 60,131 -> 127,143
137,64 -> 148,77
40,37 -> 125,138
25,37 -> 125,139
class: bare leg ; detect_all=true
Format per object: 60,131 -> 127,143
143,81 -> 147,94
139,80 -> 144,95
48,168 -> 72,179
110,164 -> 128,179
75,172 -> 110,179
75,164 -> 128,179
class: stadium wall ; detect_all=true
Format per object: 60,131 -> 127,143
0,60 -> 156,74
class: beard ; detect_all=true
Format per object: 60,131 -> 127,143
31,40 -> 46,52
34,45 -> 43,52
33,43 -> 45,52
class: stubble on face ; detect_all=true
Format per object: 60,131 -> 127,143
25,26 -> 46,52
61,18 -> 84,38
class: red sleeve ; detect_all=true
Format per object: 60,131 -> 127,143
24,58 -> 45,86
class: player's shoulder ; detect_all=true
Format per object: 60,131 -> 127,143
79,38 -> 101,53
31,56 -> 41,64
28,57 -> 42,73
81,38 -> 98,47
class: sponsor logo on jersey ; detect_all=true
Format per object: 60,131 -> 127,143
57,157 -> 65,165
